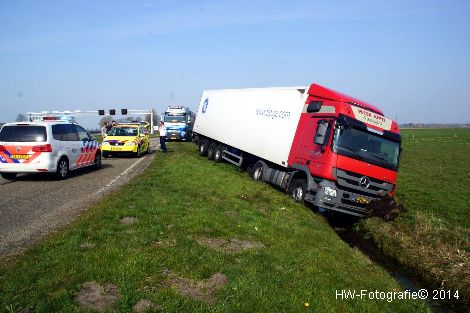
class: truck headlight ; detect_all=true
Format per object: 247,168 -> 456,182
324,186 -> 337,197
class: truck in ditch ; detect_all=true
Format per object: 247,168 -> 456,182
193,83 -> 402,217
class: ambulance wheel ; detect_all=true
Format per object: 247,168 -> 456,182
214,145 -> 224,163
145,142 -> 150,154
56,157 -> 69,180
289,179 -> 307,203
94,152 -> 102,169
252,161 -> 265,181
1,173 -> 17,180
199,139 -> 209,156
207,142 -> 216,160
102,152 -> 110,158
136,145 -> 142,158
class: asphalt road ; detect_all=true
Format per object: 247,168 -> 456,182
0,138 -> 159,258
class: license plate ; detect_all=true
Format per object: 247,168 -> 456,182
110,147 -> 122,151
354,196 -> 370,204
11,154 -> 31,159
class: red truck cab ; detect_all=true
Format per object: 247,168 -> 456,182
287,84 -> 401,216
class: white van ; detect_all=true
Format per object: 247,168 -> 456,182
0,121 -> 101,180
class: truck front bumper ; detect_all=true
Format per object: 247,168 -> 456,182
309,179 -> 392,217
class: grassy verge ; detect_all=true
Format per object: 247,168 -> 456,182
0,143 -> 427,312
361,128 -> 470,307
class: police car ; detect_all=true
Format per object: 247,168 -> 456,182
0,120 -> 101,180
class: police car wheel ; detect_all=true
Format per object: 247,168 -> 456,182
94,152 -> 102,169
56,157 -> 69,180
1,173 -> 17,180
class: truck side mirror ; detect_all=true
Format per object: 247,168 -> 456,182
314,120 -> 328,146
307,101 -> 322,113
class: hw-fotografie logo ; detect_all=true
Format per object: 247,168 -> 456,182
202,98 -> 209,114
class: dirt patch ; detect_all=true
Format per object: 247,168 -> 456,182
79,242 -> 95,250
75,281 -> 120,312
152,238 -> 176,247
133,299 -> 161,312
366,194 -> 407,221
196,237 -> 264,253
224,210 -> 239,217
167,273 -> 228,304
16,308 -> 36,313
120,217 -> 138,224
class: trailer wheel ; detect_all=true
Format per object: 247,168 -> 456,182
289,179 -> 307,203
214,144 -> 224,163
252,161 -> 265,181
199,139 -> 209,156
207,142 -> 216,160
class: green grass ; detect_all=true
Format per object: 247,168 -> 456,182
0,143 -> 427,312
398,128 -> 470,228
362,128 -> 470,307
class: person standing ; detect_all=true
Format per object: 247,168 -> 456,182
101,122 -> 109,139
158,121 -> 167,153
106,120 -> 115,133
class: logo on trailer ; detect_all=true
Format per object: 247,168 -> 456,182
202,98 -> 209,114
359,176 -> 370,188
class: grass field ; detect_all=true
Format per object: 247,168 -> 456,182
0,143 -> 428,312
361,128 -> 470,307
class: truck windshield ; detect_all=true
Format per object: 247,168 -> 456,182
164,115 -> 185,123
332,126 -> 400,171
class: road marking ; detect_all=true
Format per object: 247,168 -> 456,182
98,157 -> 147,193
98,139 -> 158,192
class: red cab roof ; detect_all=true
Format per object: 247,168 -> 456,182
308,83 -> 384,116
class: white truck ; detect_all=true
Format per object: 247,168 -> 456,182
161,106 -> 195,141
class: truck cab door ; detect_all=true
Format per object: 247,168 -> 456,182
296,117 -> 334,172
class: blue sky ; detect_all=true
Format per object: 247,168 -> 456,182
1,0 -> 469,127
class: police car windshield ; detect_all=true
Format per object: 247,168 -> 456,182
107,127 -> 138,136
0,125 -> 47,142
164,115 -> 185,123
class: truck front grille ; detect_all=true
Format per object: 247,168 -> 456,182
334,168 -> 393,196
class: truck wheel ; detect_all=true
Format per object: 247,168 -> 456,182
252,161 -> 265,181
207,142 -> 216,160
214,145 -> 224,163
56,157 -> 69,180
289,179 -> 307,203
199,139 -> 209,156
1,173 -> 17,180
